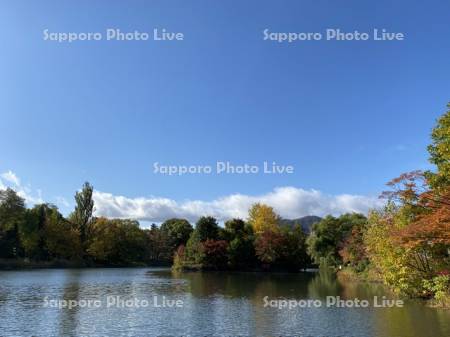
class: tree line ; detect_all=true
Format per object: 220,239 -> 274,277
0,185 -> 312,271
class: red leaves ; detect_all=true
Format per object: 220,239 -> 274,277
202,239 -> 228,255
394,190 -> 450,248
201,239 -> 229,268
401,213 -> 450,247
382,170 -> 450,250
386,170 -> 425,187
381,170 -> 428,204
254,229 -> 285,264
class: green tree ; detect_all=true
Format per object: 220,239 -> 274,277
146,224 -> 172,264
278,225 -> 310,271
185,230 -> 205,265
426,103 -> 450,193
307,213 -> 367,267
195,216 -> 219,241
160,218 -> 193,250
88,218 -> 147,265
20,204 -> 61,259
0,188 -> 26,258
224,219 -> 256,269
0,188 -> 25,231
70,182 -> 94,250
224,218 -> 246,237
44,209 -> 81,261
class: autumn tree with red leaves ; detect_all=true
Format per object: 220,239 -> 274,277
366,104 -> 450,298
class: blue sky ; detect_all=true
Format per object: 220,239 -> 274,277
0,0 -> 449,221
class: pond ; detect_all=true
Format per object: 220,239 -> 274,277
0,268 -> 449,336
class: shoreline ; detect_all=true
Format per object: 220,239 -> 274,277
0,258 -> 170,271
337,267 -> 450,309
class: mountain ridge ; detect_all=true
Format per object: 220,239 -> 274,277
279,215 -> 322,234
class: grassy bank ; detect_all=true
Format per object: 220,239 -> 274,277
337,267 -> 450,309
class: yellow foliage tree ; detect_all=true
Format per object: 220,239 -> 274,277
364,208 -> 422,296
248,203 -> 279,234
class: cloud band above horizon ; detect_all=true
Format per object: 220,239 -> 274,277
0,170 -> 384,222
93,186 -> 384,223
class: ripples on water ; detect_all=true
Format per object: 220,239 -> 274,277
0,268 -> 449,337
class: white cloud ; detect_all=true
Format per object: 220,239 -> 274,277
1,170 -> 20,186
16,188 -> 44,205
93,186 -> 384,222
0,170 -> 384,221
0,170 -> 43,205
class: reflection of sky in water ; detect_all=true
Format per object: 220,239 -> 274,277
0,268 -> 449,337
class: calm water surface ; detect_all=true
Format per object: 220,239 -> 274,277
0,268 -> 449,337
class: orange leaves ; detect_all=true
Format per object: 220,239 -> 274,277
391,187 -> 450,250
395,202 -> 450,249
381,170 -> 428,205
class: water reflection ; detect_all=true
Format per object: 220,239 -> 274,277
59,270 -> 82,337
0,268 -> 449,337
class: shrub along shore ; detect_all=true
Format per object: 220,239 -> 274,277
1,103 -> 450,306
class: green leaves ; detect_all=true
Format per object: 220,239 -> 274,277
426,103 -> 450,192
160,218 -> 193,249
307,213 -> 367,268
71,182 -> 94,247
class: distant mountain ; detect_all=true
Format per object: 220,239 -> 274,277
279,216 -> 322,234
